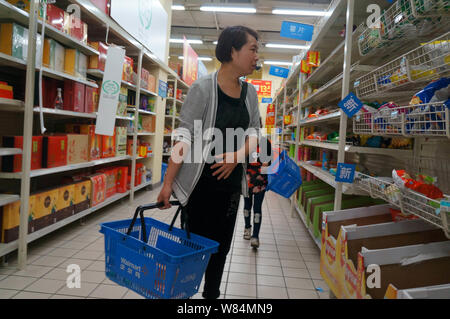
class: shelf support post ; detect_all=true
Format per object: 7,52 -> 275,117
334,0 -> 355,211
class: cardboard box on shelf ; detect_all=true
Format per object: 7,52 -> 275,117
116,166 -> 128,193
64,49 -> 87,78
115,127 -> 127,156
122,56 -> 133,83
88,41 -> 108,71
34,189 -> 58,228
320,204 -> 394,298
127,138 -> 139,156
0,22 -> 28,60
84,86 -> 99,113
140,68 -> 149,89
78,125 -> 101,161
141,115 -> 156,133
55,184 -> 75,222
100,130 -> 116,158
97,168 -> 117,198
66,134 -> 88,164
46,4 -> 65,32
42,38 -> 65,72
69,15 -> 88,44
90,173 -> 106,207
73,180 -> 91,213
337,219 -> 448,299
147,74 -> 156,93
1,136 -> 43,172
127,163 -> 144,189
1,198 -> 35,243
42,135 -> 68,168
117,87 -> 128,116
63,80 -> 85,112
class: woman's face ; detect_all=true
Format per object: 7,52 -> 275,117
231,34 -> 259,76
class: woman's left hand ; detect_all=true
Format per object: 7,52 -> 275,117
211,152 -> 239,180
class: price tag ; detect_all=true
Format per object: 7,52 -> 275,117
391,110 -> 399,119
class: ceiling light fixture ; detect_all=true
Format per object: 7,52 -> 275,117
263,60 -> 293,66
272,9 -> 328,16
171,5 -> 185,11
170,39 -> 203,44
265,43 -> 310,50
179,56 -> 213,61
200,6 -> 256,13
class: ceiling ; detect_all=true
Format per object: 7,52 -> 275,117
169,0 -> 332,65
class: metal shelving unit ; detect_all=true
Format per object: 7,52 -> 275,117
0,0 -> 175,267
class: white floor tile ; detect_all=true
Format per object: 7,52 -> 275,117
257,286 -> 288,299
11,291 -> 52,299
23,278 -> 66,294
89,284 -> 128,299
287,288 -> 319,299
226,283 -> 256,298
11,265 -> 53,278
257,275 -> 285,287
0,276 -> 37,290
0,289 -> 19,299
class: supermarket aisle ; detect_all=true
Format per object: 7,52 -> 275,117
0,188 -> 327,299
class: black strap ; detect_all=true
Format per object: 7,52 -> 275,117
240,81 -> 248,108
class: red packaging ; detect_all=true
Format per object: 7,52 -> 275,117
100,130 -> 116,158
1,136 -> 43,172
69,15 -> 88,43
122,56 -> 134,83
127,163 -> 144,189
90,173 -> 106,206
176,89 -> 182,101
42,135 -> 68,168
42,77 -> 58,108
90,0 -> 111,15
140,68 -> 149,88
64,80 -> 85,112
88,41 -> 108,72
97,168 -> 117,198
46,4 -> 65,31
127,138 -> 139,156
116,166 -> 128,193
84,86 -> 99,113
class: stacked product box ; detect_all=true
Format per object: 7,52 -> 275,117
1,136 -> 43,172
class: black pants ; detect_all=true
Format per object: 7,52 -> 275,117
243,190 -> 265,238
184,180 -> 241,299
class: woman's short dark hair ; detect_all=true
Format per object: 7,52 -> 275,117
215,26 -> 258,63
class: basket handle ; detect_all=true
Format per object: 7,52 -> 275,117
169,204 -> 191,240
127,201 -> 181,242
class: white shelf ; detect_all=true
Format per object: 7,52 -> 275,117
0,194 -> 20,207
300,140 -> 413,158
121,80 -> 137,90
0,98 -> 24,110
0,52 -> 27,69
0,156 -> 132,179
87,69 -> 104,79
163,153 -> 171,156
138,109 -> 156,116
299,112 -> 341,127
0,148 -> 22,156
134,180 -> 153,192
0,191 -> 130,258
167,97 -> 184,105
137,154 -> 153,160
140,88 -> 158,97
34,107 -> 96,119
41,67 -> 98,88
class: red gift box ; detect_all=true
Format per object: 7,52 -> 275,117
88,41 -> 108,72
42,135 -> 68,168
1,136 -> 43,172
115,166 -> 128,193
64,80 -> 85,112
176,89 -> 182,101
84,86 -> 99,113
97,168 -> 117,198
127,163 -> 144,189
46,4 -> 65,31
100,129 -> 116,158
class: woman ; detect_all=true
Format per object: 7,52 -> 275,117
157,26 -> 261,299
243,135 -> 272,249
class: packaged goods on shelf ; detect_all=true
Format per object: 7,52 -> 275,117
115,127 -> 127,156
116,87 -> 127,116
127,163 -> 144,189
139,95 -> 148,110
0,22 -> 42,64
68,15 -> 88,44
63,80 -> 85,112
300,60 -> 311,74
122,56 -> 134,83
42,39 -> 65,73
100,130 -> 116,158
1,199 -> 33,243
64,49 -> 88,79
75,124 -> 101,161
34,189 -> 58,228
45,4 -> 65,32
42,134 -> 68,168
0,81 -> 13,99
67,134 -> 89,165
147,96 -> 156,112
88,41 -> 108,72
147,73 -> 156,93
1,136 -> 43,172
73,180 -> 91,213
90,0 -> 111,15
140,68 -> 149,89
84,85 -> 99,113
55,184 -> 75,222
97,168 -> 117,198
167,83 -> 174,98
392,169 -> 444,200
90,173 -> 106,207
116,166 -> 128,193
307,51 -> 320,68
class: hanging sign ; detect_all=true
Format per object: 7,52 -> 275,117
338,92 -> 364,118
247,80 -> 272,99
158,80 -> 167,98
300,60 -> 312,74
269,65 -> 289,78
261,98 -> 273,104
335,163 -> 356,183
96,45 -> 126,136
307,51 -> 321,67
182,36 -> 198,86
280,21 -> 314,41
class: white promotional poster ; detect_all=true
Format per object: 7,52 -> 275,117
110,0 -> 168,62
95,45 -> 126,136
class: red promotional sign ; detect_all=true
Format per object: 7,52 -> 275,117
247,80 -> 272,99
182,37 -> 198,86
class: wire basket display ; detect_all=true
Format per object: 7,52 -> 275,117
355,31 -> 449,99
353,101 -> 449,138
358,0 -> 449,57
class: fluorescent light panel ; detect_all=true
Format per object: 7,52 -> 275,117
179,56 -> 212,61
170,39 -> 203,44
263,60 -> 292,66
200,6 -> 256,13
266,43 -> 310,50
172,5 -> 185,11
272,9 -> 328,16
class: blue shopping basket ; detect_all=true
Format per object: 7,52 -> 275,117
100,201 -> 219,299
267,149 -> 302,198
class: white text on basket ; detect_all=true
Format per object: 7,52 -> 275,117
66,264 -> 81,289
177,304 -> 211,316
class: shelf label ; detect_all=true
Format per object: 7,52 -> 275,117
338,93 -> 363,118
335,163 -> 356,183
269,66 -> 289,78
280,21 -> 314,41
96,45 -> 126,136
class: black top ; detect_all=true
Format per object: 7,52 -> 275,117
199,83 -> 250,192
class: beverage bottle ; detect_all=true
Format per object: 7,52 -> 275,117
54,88 -> 63,110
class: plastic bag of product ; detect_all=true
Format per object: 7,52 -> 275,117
392,169 -> 444,199
306,132 -> 328,141
410,77 -> 449,105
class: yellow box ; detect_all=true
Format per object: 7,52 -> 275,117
0,23 -> 28,60
43,38 -> 65,72
56,184 -> 74,212
35,189 -> 58,219
74,180 -> 91,205
1,197 -> 35,230
64,48 -> 78,76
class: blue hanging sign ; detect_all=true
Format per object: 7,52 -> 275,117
280,21 -> 314,41
338,92 -> 363,118
335,163 -> 356,183
158,80 -> 167,98
261,97 -> 273,103
269,65 -> 289,78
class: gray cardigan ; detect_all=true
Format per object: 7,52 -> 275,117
171,71 -> 261,206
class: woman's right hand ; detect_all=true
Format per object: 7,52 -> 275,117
157,184 -> 173,209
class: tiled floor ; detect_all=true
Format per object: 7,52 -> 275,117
0,187 -> 329,299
